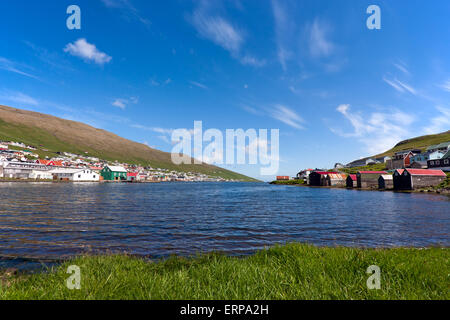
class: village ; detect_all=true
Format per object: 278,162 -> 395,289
0,141 -> 233,183
277,141 -> 450,192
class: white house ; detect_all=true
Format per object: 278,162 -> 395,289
51,168 -> 100,181
29,170 -> 54,180
429,150 -> 445,160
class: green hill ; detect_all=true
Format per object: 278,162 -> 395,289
343,130 -> 450,172
374,130 -> 450,157
0,105 -> 258,181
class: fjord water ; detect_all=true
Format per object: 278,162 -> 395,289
0,182 -> 448,267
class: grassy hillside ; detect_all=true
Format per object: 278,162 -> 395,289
0,105 -> 257,181
375,131 -> 450,157
346,131 -> 450,167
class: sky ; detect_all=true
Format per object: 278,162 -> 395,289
1,0 -> 450,180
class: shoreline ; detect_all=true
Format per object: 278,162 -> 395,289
1,243 -> 448,300
270,181 -> 450,195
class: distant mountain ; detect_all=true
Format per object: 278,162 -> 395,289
0,105 -> 258,181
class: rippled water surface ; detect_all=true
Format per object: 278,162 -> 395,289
0,182 -> 448,266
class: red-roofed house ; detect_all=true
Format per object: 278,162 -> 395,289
357,171 -> 388,189
395,168 -> 447,190
49,160 -> 63,167
36,159 -> 50,165
35,160 -> 64,167
127,172 -> 138,182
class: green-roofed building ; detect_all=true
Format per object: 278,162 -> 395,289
427,149 -> 450,172
426,141 -> 450,153
101,165 -> 127,181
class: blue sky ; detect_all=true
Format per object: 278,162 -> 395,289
1,0 -> 450,180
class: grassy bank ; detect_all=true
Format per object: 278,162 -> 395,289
1,244 -> 448,300
270,179 -> 305,185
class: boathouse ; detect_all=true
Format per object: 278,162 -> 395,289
308,171 -> 337,186
378,174 -> 394,190
346,174 -> 357,188
325,173 -> 346,187
356,171 -> 388,189
395,169 -> 447,190
393,169 -> 405,190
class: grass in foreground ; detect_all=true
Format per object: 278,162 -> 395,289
0,244 -> 448,300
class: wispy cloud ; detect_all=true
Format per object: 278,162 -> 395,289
239,55 -> 266,67
439,80 -> 450,92
189,81 -> 208,90
423,106 -> 450,135
24,41 -> 75,73
383,77 -> 417,95
271,0 -> 294,71
0,57 -> 39,80
191,12 -> 243,55
309,18 -> 334,58
131,124 -> 174,135
0,90 -> 39,106
331,104 -> 416,154
269,104 -> 304,130
64,38 -> 112,65
393,61 -> 410,75
150,78 -> 172,87
112,97 -> 138,109
101,0 -> 151,27
188,2 -> 264,67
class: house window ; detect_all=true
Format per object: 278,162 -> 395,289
445,160 -> 449,165
78,175 -> 81,178
430,161 -> 434,165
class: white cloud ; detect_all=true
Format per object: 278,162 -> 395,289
383,77 -> 417,95
0,90 -> 39,106
112,97 -> 138,109
64,39 -> 112,65
332,104 -> 416,154
271,0 -> 294,71
423,106 -> 450,135
270,104 -> 304,130
131,124 -> 174,135
101,0 -> 151,26
112,99 -> 126,109
150,78 -> 172,87
0,57 -> 39,80
439,80 -> 450,92
189,3 -> 264,67
157,135 -> 170,144
393,62 -> 410,75
239,55 -> 266,67
309,18 -> 334,58
191,9 -> 243,55
189,81 -> 208,90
